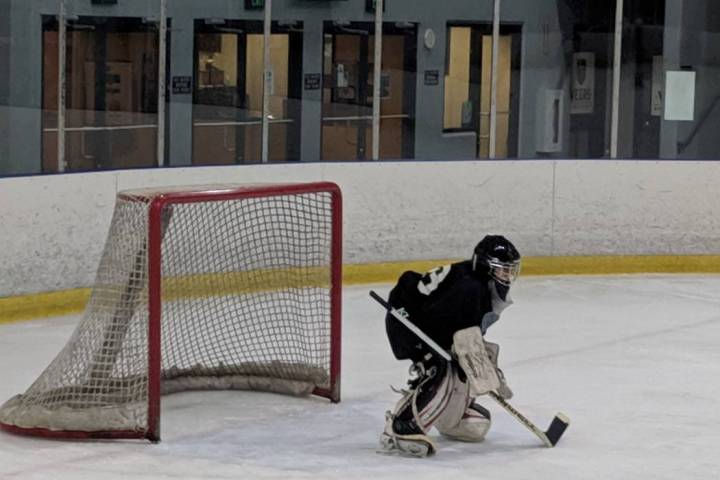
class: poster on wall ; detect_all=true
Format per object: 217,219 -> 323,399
571,52 -> 595,115
651,56 -> 663,116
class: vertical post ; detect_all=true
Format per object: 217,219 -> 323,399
146,198 -> 165,443
261,0 -> 273,163
371,0 -> 383,160
329,186 -> 343,402
610,0 -> 624,158
489,0 -> 500,159
157,0 -> 168,166
58,0 -> 66,172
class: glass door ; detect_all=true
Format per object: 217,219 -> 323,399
192,20 -> 302,164
321,21 -> 416,161
444,24 -> 520,159
42,16 -> 161,172
619,0 -> 664,158
478,33 -> 516,158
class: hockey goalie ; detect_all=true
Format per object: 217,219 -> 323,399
379,235 -> 521,457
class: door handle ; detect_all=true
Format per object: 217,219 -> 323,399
223,125 -> 236,152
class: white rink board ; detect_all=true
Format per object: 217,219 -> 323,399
2,160 -> 720,296
553,161 -> 720,255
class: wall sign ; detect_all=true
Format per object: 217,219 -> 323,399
172,76 -> 192,95
424,70 -> 439,86
570,52 -> 595,115
665,71 -> 695,121
304,73 -> 321,91
245,0 -> 264,10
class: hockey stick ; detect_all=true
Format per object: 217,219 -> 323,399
369,290 -> 569,448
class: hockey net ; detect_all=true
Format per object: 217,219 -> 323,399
0,182 -> 342,441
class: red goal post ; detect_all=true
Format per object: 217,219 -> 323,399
0,182 -> 342,442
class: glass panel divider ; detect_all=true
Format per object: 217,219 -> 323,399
610,0 -> 624,158
58,0 -> 66,172
157,0 -> 168,167
261,0 -> 272,163
489,0 -> 501,159
371,0 -> 384,161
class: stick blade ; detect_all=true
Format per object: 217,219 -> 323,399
544,413 -> 570,447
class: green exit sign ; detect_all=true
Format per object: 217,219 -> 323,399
245,0 -> 264,9
366,0 -> 386,12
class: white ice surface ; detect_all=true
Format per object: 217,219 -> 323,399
1,276 -> 720,480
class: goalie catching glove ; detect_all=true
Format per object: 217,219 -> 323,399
452,326 -> 512,399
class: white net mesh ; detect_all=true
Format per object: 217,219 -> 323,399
0,185 -> 339,437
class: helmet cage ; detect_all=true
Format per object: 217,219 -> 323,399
487,258 -> 521,286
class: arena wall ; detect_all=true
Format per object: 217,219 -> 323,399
1,160 -> 719,303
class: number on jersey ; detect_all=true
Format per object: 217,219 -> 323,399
417,265 -> 451,295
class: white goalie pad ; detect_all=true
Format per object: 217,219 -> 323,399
452,327 -> 501,397
434,366 -> 491,442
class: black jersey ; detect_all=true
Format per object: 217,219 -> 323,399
385,260 -> 494,362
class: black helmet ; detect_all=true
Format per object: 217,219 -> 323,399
472,235 -> 521,295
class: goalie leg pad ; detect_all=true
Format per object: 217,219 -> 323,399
437,401 -> 492,442
435,366 -> 492,442
395,359 -> 455,432
378,358 -> 455,457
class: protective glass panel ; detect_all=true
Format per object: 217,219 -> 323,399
191,6 -> 301,165
1,1 -> 67,175
502,0 -> 615,158
616,1 -> 720,159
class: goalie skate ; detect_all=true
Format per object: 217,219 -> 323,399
377,412 -> 436,458
378,431 -> 436,458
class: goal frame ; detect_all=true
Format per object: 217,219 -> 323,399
0,182 -> 342,442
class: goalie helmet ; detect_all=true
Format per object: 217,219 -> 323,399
472,235 -> 521,298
